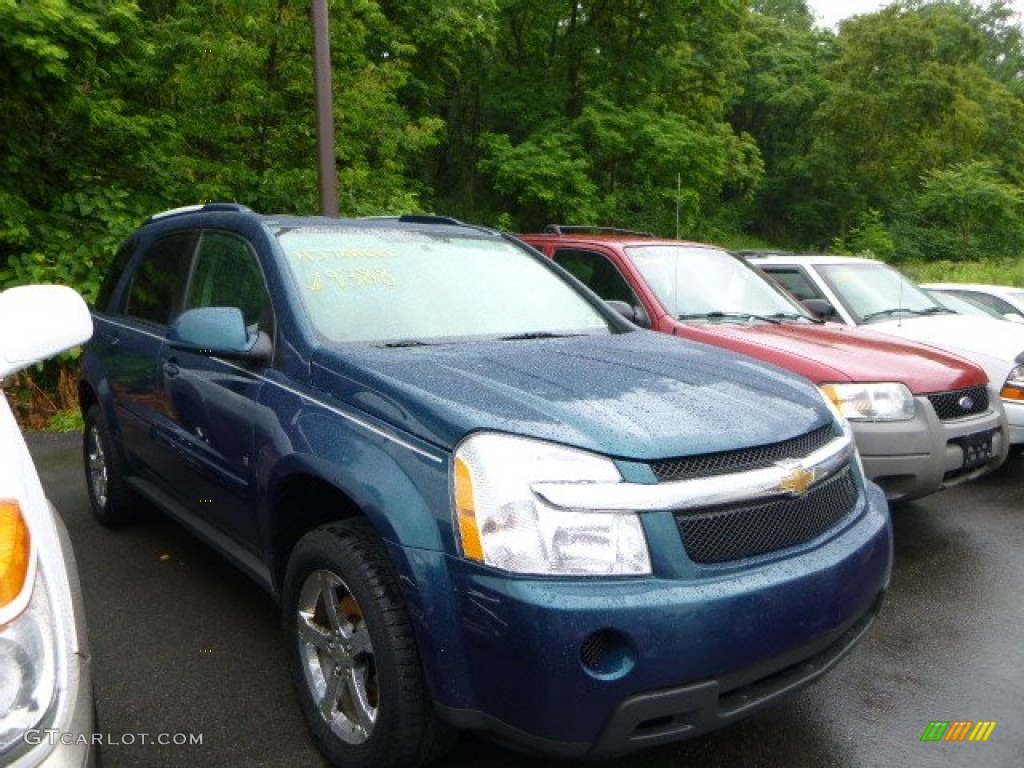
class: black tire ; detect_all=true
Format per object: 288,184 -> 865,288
83,404 -> 138,527
283,519 -> 455,768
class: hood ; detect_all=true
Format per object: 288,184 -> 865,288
311,331 -> 831,460
865,314 -> 1024,385
672,320 -> 987,394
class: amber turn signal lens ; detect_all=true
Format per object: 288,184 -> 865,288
454,458 -> 484,562
1001,384 -> 1024,402
0,499 -> 32,609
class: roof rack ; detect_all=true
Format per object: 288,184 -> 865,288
398,214 -> 465,226
146,202 -> 251,224
360,214 -> 469,227
543,224 -> 655,238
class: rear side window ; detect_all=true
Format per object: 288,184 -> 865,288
124,232 -> 196,325
94,239 -> 138,311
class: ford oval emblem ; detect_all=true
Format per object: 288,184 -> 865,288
958,395 -> 975,411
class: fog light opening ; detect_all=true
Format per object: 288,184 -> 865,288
580,629 -> 636,680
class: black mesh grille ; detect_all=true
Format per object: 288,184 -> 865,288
650,424 -> 835,483
674,467 -> 859,564
927,387 -> 989,421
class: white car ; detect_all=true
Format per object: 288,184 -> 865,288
921,287 -> 1014,321
0,285 -> 96,767
749,254 -> 1024,446
920,282 -> 1024,323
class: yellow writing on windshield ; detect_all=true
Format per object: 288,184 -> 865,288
294,249 -> 394,262
309,269 -> 398,292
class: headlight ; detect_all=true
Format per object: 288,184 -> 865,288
453,433 -> 651,576
0,501 -> 58,761
1001,364 -> 1024,401
821,382 -> 915,421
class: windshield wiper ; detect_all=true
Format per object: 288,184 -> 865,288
861,308 -> 915,322
677,311 -> 783,324
863,307 -> 948,321
768,312 -> 816,323
380,339 -> 432,348
499,331 -> 580,341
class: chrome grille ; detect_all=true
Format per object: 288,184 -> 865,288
674,466 -> 859,564
650,424 -> 835,482
927,387 -> 989,421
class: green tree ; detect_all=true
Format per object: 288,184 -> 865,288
916,160 -> 1024,259
0,0 -> 152,301
134,0 -> 447,215
730,1 -> 832,245
780,1 -> 1024,254
453,0 -> 761,234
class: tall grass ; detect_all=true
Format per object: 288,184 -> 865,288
902,259 -> 1024,286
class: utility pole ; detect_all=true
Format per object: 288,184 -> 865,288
311,0 -> 338,216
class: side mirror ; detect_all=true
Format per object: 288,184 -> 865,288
801,298 -> 837,320
606,300 -> 651,328
168,307 -> 271,361
0,285 -> 93,378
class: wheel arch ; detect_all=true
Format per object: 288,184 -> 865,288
268,472 -> 364,594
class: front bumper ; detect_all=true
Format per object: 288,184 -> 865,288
10,508 -> 96,768
1003,398 -> 1024,445
423,482 -> 892,757
853,395 -> 1008,502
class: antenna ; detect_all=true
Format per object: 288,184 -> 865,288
897,268 -> 904,326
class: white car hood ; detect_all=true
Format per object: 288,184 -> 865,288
868,314 -> 1024,384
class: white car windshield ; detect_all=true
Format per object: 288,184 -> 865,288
278,227 -> 610,344
627,245 -> 812,321
817,262 -> 947,322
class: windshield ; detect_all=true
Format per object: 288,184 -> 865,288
926,290 -> 1005,319
816,262 -> 943,322
278,227 -> 610,343
626,245 -> 811,320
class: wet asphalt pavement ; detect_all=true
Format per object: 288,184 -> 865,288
27,432 -> 1024,768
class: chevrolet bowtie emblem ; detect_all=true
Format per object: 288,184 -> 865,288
779,464 -> 816,496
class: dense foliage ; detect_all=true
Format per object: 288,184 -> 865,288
3,0 -> 1024,309
6,0 -> 1024,426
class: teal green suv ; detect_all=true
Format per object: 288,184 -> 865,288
78,205 -> 893,768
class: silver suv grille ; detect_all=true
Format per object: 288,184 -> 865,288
927,386 -> 989,421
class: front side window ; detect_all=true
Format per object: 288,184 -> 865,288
552,249 -> 640,306
626,245 -> 810,319
185,231 -> 273,334
124,232 -> 196,325
761,267 -> 821,302
278,228 -> 610,343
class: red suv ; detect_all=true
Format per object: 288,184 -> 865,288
520,228 -> 1009,502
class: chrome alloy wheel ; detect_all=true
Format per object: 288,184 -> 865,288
86,424 -> 109,508
296,569 -> 378,744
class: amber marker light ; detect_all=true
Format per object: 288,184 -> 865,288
1001,384 -> 1024,401
0,499 -> 32,610
454,458 -> 484,562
